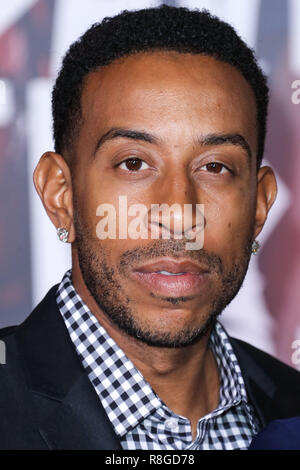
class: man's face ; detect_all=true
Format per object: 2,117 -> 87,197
70,52 -> 259,347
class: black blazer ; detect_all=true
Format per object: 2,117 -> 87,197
1,284 -> 300,450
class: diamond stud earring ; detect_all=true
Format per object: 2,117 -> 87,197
57,227 -> 69,243
251,240 -> 260,255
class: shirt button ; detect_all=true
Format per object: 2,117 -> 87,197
165,418 -> 178,430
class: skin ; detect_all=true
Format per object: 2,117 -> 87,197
33,52 -> 277,440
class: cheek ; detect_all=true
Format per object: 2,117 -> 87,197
80,167 -> 158,242
203,185 -> 255,255
76,170 -> 123,238
76,172 -> 150,262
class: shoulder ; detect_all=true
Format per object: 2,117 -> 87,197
0,283 -> 60,332
230,336 -> 300,389
0,283 -> 60,362
0,325 -> 18,339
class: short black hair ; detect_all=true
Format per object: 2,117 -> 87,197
52,4 -> 268,170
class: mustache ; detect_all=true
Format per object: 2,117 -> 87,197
118,238 -> 223,275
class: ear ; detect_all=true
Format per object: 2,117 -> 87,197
254,165 -> 277,239
33,151 -> 75,243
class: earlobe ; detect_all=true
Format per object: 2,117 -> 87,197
254,165 -> 277,239
33,151 -> 75,243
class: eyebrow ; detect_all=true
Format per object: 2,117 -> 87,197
93,127 -> 252,163
93,128 -> 161,156
200,133 -> 252,162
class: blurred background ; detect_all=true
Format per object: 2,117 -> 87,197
0,0 -> 299,368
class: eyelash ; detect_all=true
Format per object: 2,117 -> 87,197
197,162 -> 232,175
117,157 -> 150,171
116,157 -> 232,174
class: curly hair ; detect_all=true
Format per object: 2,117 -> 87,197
52,4 -> 268,170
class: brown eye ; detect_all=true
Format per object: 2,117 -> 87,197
205,162 -> 227,174
118,157 -> 149,171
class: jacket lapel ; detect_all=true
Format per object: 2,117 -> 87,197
15,285 -> 122,450
39,373 -> 122,450
230,337 -> 300,428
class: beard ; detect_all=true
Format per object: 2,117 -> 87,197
73,196 -> 254,349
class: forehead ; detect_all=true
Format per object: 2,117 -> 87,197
79,51 -> 257,156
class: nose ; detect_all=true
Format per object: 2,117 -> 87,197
144,170 -> 205,243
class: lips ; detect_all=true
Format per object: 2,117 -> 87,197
133,259 -> 208,274
131,258 -> 210,297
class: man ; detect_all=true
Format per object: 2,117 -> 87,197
1,4 -> 300,450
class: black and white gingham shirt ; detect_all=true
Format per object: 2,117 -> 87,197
56,269 -> 261,450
